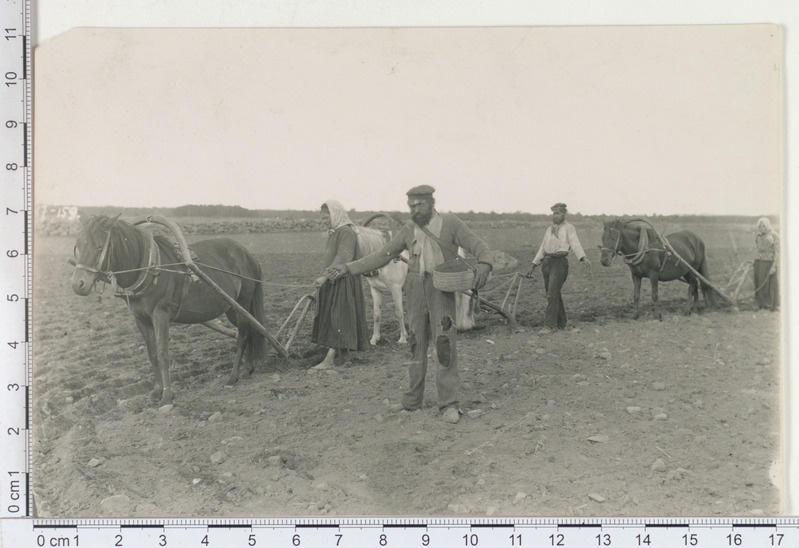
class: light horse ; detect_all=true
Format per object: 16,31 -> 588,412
599,219 -> 716,320
71,215 -> 267,405
353,222 -> 410,345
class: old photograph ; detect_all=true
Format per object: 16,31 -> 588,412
31,25 -> 783,517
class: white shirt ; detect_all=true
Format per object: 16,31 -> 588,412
532,222 -> 587,265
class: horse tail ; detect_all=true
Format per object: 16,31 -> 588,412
248,259 -> 267,364
696,238 -> 718,307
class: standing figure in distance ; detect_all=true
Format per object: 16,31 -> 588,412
311,200 -> 371,369
753,216 -> 779,311
525,202 -> 591,334
324,185 -> 493,424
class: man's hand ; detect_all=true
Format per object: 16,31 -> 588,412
324,264 -> 349,281
473,263 -> 492,290
524,263 -> 537,279
581,257 -> 593,279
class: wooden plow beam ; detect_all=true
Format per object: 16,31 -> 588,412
275,293 -> 316,356
203,293 -> 316,357
136,215 -> 290,358
659,233 -> 739,311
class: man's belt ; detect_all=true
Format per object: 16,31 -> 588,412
543,252 -> 569,259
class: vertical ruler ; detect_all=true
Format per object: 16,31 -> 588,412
0,0 -> 31,520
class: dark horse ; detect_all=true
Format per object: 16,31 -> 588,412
71,215 -> 266,405
599,219 -> 716,320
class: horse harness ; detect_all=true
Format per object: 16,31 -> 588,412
77,223 -> 197,317
602,225 -> 672,271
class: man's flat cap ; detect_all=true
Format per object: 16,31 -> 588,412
551,202 -> 568,213
406,185 -> 436,197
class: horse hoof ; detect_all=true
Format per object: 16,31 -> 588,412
149,389 -> 162,402
225,376 -> 239,386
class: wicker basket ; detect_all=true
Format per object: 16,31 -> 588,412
432,259 -> 477,292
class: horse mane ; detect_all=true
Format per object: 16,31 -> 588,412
605,218 -> 626,231
605,217 -> 661,247
81,215 -> 149,286
353,225 -> 389,259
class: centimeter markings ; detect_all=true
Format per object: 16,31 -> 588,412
1,0 -> 32,523
0,518 -> 797,547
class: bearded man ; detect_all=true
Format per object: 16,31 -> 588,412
525,202 -> 591,334
324,185 -> 493,424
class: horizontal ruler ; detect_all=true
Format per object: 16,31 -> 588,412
1,518 -> 798,547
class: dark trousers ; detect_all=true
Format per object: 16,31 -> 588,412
542,256 -> 569,329
403,272 -> 460,410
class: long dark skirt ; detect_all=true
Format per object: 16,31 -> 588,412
312,276 -> 370,351
753,259 -> 778,310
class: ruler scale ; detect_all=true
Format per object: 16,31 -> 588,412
1,0 -> 32,530
0,518 -> 797,546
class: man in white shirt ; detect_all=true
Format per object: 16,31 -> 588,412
525,203 -> 591,334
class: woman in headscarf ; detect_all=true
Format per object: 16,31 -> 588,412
753,216 -> 779,311
311,200 -> 370,369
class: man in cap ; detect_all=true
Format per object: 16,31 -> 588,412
324,185 -> 493,424
525,203 -> 591,334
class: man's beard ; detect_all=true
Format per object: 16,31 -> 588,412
412,212 -> 432,226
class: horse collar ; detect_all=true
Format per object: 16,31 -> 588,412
113,231 -> 161,299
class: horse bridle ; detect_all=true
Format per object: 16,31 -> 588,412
74,224 -> 114,277
599,226 -> 623,261
600,222 -> 669,267
73,219 -> 160,297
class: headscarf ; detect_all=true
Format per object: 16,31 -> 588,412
755,216 -> 779,261
322,200 -> 354,234
757,217 -> 776,236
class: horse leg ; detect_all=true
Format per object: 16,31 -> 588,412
226,308 -> 254,384
152,310 -> 174,406
369,284 -> 383,346
153,310 -> 174,406
389,284 -> 408,344
650,276 -> 662,321
632,274 -> 642,320
227,327 -> 247,385
134,317 -> 162,402
686,275 -> 698,316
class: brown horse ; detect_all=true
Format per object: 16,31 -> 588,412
71,215 -> 266,405
599,219 -> 716,319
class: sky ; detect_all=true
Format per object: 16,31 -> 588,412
34,23 -> 782,217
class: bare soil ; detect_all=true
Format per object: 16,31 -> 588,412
32,226 -> 782,518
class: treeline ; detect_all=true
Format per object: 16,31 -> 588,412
77,204 -> 767,226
